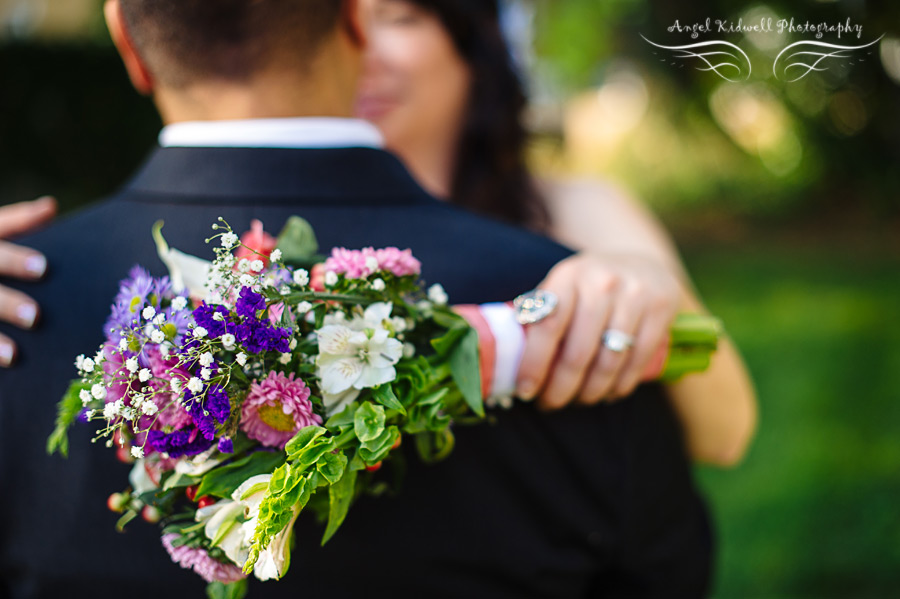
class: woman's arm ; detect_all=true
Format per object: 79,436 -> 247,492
540,178 -> 757,466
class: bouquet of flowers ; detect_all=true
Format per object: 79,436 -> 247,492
48,217 -> 722,598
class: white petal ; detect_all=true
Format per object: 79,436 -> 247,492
364,302 -> 393,325
353,365 -> 396,390
316,325 -> 356,356
322,388 -> 361,417
319,357 -> 363,394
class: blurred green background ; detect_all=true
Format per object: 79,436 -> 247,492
1,0 -> 898,596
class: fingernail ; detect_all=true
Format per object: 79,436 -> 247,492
17,303 -> 37,328
517,381 -> 537,401
0,343 -> 14,367
25,255 -> 47,277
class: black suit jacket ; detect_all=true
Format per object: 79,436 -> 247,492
0,146 -> 712,599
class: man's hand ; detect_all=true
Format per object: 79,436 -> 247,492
0,197 -> 57,366
514,251 -> 681,410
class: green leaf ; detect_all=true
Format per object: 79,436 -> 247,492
162,472 -> 201,492
276,216 -> 320,264
431,307 -> 468,329
415,429 -> 456,464
325,402 -> 358,429
206,578 -> 248,599
359,426 -> 400,464
322,468 -> 357,545
46,380 -> 91,457
372,384 -> 406,415
449,327 -> 484,417
354,402 -> 385,443
430,325 -> 466,356
195,451 -> 286,499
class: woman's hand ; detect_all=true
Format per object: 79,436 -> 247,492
514,251 -> 681,410
0,197 -> 57,366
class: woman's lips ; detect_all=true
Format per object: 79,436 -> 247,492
355,95 -> 397,121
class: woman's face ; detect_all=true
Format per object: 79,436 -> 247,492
357,0 -> 471,154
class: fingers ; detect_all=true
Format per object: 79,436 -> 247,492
0,240 -> 48,280
536,281 -> 614,410
0,286 -> 40,331
0,331 -> 16,367
608,302 -> 677,400
514,267 -> 577,402
576,285 -> 645,405
0,196 -> 57,239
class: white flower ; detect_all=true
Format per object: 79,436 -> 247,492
240,274 -> 255,287
170,378 -> 182,392
125,357 -> 139,374
321,387 -> 361,417
222,334 -> 236,350
150,330 -> 166,344
172,296 -> 188,311
91,383 -> 107,401
159,344 -> 171,357
250,260 -> 265,273
141,400 -> 159,416
131,393 -> 145,408
270,249 -> 282,262
391,316 -> 407,332
220,232 -> 239,248
142,306 -> 156,320
296,301 -> 313,313
187,377 -> 204,394
131,446 -> 145,459
138,368 -> 152,383
403,342 -> 416,359
79,389 -> 92,406
193,327 -> 208,339
75,354 -> 85,371
289,338 -> 298,351
102,402 -> 117,420
365,256 -> 379,272
293,269 -> 309,286
129,459 -> 158,495
278,353 -> 292,365
236,353 -> 248,367
371,278 -> 386,291
152,313 -> 166,326
315,325 -> 404,394
118,338 -> 128,351
93,349 -> 106,366
213,312 -> 225,322
280,285 -> 290,295
325,271 -> 338,286
201,368 -> 212,381
82,358 -> 95,373
428,283 -> 449,306
199,352 -> 215,367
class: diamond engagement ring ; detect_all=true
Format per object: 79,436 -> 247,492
601,329 -> 635,353
513,289 -> 559,325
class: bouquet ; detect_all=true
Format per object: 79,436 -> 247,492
48,217 -> 721,598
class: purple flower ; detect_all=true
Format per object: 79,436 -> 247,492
236,287 -> 266,319
147,427 -> 214,458
217,437 -> 234,454
192,303 -> 231,339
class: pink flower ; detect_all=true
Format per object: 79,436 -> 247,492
241,371 -> 321,449
324,246 -> 421,279
161,533 -> 245,584
235,219 -> 277,269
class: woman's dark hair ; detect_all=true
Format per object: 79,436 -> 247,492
409,0 -> 551,233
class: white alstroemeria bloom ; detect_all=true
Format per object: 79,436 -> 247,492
128,459 -> 159,495
315,324 -> 403,394
197,499 -> 248,566
252,507 -> 301,582
153,225 -> 212,298
321,387 -> 361,417
174,447 -> 225,477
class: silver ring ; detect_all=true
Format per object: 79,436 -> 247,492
601,329 -> 635,353
513,289 -> 559,325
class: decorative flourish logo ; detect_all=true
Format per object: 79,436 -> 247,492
773,36 -> 884,81
641,36 -> 752,81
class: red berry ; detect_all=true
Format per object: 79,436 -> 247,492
365,461 -> 383,473
107,493 -> 128,513
391,436 -> 402,450
185,485 -> 199,502
116,447 -> 135,464
141,505 -> 162,523
197,496 -> 216,509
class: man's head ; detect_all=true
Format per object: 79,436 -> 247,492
105,0 -> 367,122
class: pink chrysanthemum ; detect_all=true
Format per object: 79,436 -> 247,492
324,246 -> 421,279
161,533 -> 245,584
241,371 -> 321,449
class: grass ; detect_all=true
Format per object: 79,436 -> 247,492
682,243 -> 900,598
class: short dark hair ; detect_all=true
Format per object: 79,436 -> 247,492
119,0 -> 342,87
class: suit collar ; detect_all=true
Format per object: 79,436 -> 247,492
124,146 -> 437,206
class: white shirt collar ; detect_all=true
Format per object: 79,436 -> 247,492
158,117 -> 384,149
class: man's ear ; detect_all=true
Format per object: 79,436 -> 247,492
340,0 -> 369,51
104,0 -> 154,95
